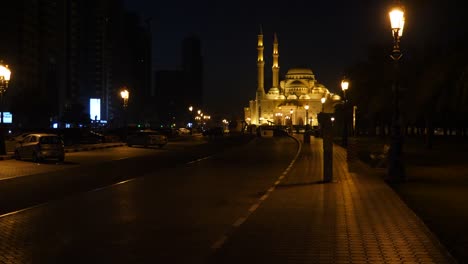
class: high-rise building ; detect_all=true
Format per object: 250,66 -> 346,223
0,0 -> 151,129
154,35 -> 204,127
182,35 -> 203,108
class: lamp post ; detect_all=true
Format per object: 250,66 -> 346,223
289,108 -> 293,125
341,77 -> 349,147
120,88 -> 129,139
321,97 -> 326,112
305,104 -> 309,127
387,0 -> 406,182
120,89 -> 129,108
188,106 -> 193,135
0,62 -> 12,155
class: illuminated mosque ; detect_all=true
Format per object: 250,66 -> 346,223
244,29 -> 341,126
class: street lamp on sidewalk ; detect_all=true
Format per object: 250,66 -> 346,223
341,77 -> 349,147
321,97 -> 326,112
0,62 -> 12,155
387,0 -> 406,182
289,109 -> 293,126
120,88 -> 130,139
304,104 -> 309,126
120,89 -> 129,108
188,106 -> 194,134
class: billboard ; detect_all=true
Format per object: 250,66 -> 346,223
90,98 -> 101,121
1,112 -> 12,124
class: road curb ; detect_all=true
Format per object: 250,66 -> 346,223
0,144 -> 126,160
0,155 -> 13,161
64,143 -> 126,153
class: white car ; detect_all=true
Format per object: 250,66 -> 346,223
14,133 -> 65,162
178,128 -> 191,135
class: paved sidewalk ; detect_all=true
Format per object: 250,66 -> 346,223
210,136 -> 456,263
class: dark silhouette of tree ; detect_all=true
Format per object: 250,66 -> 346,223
346,32 -> 468,144
346,44 -> 393,136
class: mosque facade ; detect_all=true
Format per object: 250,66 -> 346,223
244,30 -> 341,126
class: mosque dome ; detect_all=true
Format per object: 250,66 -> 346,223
288,80 -> 303,87
285,67 -> 315,80
286,68 -> 313,75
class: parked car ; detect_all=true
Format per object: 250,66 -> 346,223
202,127 -> 224,137
14,133 -> 65,162
154,127 -> 179,138
127,130 -> 168,148
178,127 -> 191,135
10,132 -> 31,142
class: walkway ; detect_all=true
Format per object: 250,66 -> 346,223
210,136 -> 456,263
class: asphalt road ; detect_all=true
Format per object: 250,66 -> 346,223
0,135 -> 298,263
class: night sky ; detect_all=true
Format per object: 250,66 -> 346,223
123,0 -> 465,117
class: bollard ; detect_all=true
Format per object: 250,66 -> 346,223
319,113 -> 333,182
303,131 -> 310,144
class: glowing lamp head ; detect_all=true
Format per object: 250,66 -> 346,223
341,79 -> 349,91
120,89 -> 129,100
389,3 -> 405,37
189,106 -> 193,112
305,105 -> 309,110
0,64 -> 11,81
290,109 -> 293,114
321,97 -> 326,104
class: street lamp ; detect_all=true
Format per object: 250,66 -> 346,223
289,109 -> 293,124
321,97 -> 326,112
341,77 -> 350,147
120,89 -> 129,108
188,106 -> 194,134
387,0 -> 406,182
120,88 -> 129,140
304,104 -> 309,126
0,62 -> 11,155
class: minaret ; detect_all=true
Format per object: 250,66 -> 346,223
272,32 -> 279,89
256,26 -> 265,99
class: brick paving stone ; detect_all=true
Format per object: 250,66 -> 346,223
210,136 -> 456,264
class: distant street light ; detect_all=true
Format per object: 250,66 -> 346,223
188,106 -> 194,135
341,77 -> 350,147
289,109 -> 293,126
321,97 -> 326,112
304,104 -> 309,126
120,88 -> 129,139
120,89 -> 129,108
0,62 -> 12,155
387,0 -> 406,182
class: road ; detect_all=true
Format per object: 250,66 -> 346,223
0,135 -> 298,263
